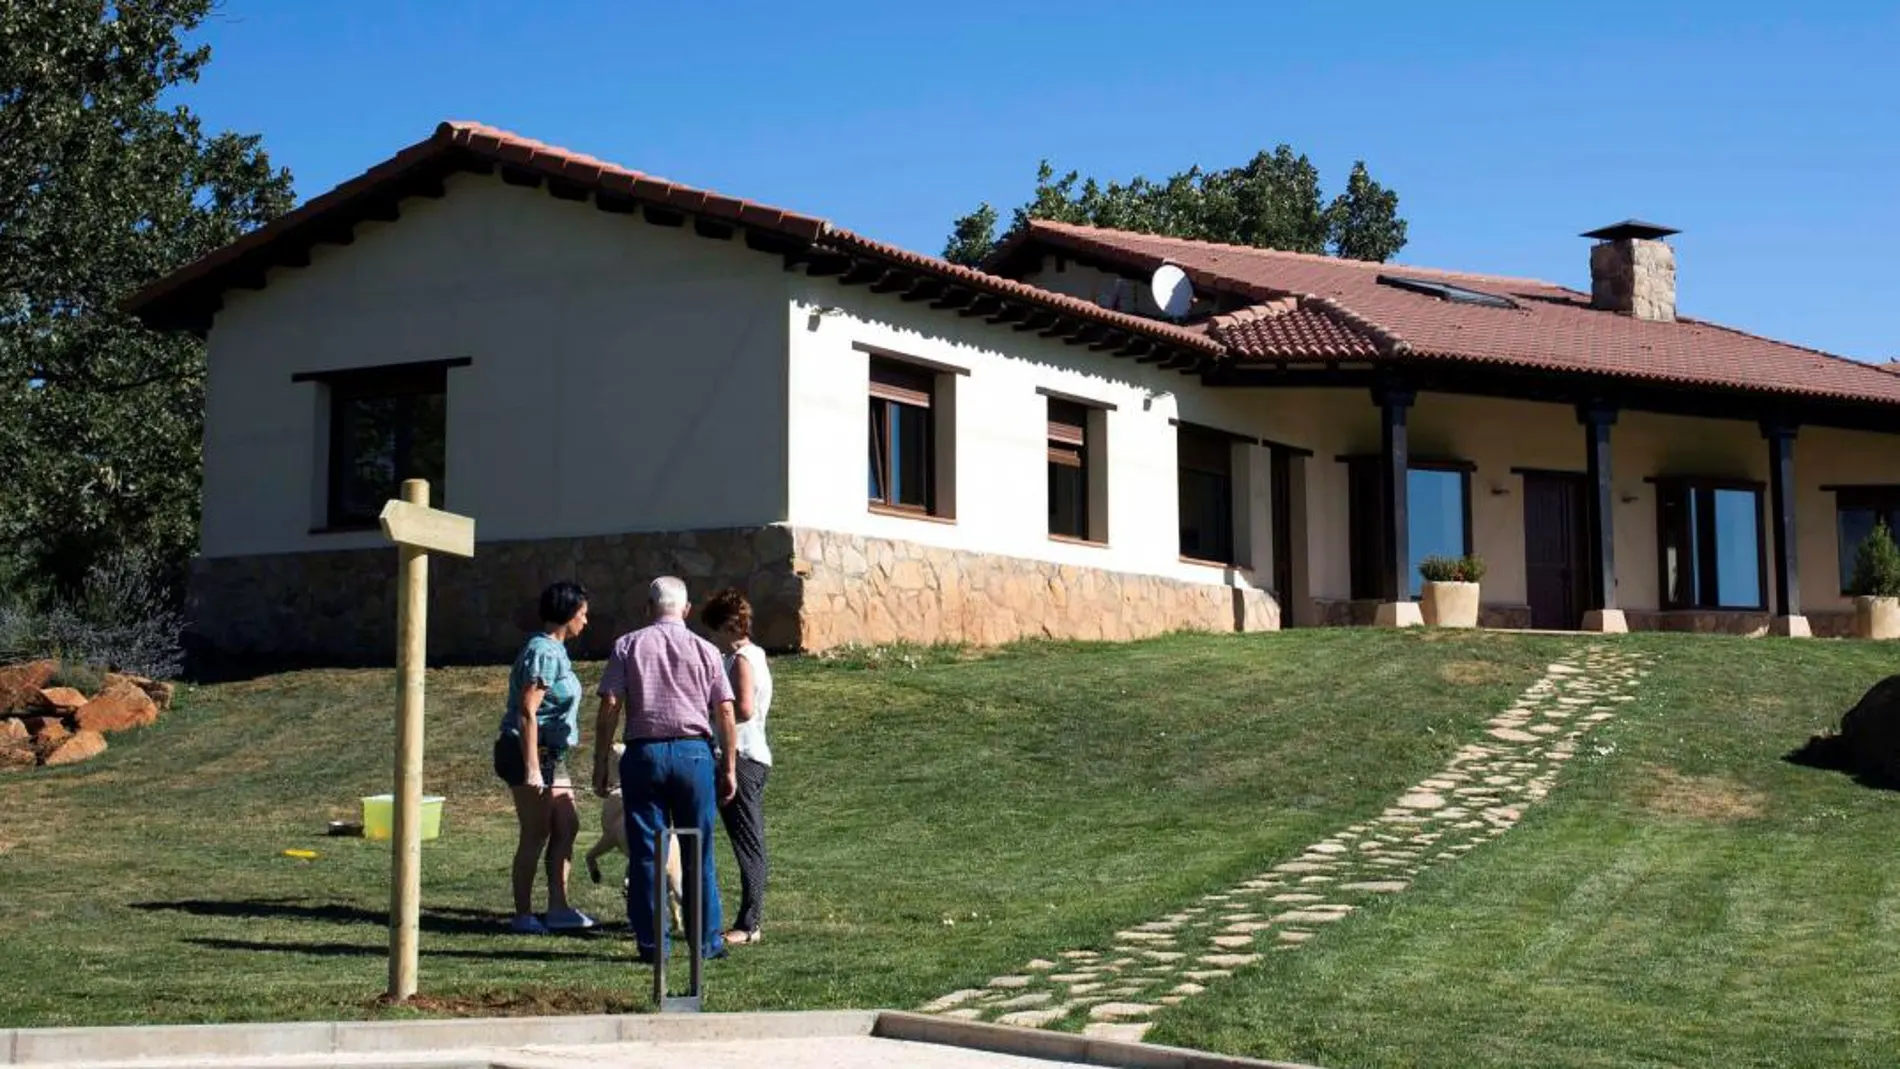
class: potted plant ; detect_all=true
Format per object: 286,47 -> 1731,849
1849,520 -> 1900,639
1419,553 -> 1486,629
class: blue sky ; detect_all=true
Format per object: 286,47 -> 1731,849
179,2 -> 1897,360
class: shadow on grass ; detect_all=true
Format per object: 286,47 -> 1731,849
183,937 -> 616,962
130,897 -> 631,937
1782,735 -> 1900,792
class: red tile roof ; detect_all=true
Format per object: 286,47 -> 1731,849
123,121 -> 1900,411
1013,221 -> 1900,406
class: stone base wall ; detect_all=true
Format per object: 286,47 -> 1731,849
1309,599 -> 1531,630
187,524 -> 1280,664
793,529 -> 1278,649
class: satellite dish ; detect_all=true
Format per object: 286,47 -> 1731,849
1150,263 -> 1194,319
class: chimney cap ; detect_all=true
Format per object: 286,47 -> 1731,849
1581,219 -> 1680,242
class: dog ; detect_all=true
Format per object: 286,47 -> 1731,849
585,742 -> 686,936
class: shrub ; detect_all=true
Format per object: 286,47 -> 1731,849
1419,554 -> 1487,584
0,552 -> 183,679
1850,520 -> 1900,599
46,660 -> 106,695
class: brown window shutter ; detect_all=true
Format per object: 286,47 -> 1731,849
870,360 -> 933,408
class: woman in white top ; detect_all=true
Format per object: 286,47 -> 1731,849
701,588 -> 773,945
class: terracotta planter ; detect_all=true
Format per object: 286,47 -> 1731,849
1854,595 -> 1900,640
1421,581 -> 1481,629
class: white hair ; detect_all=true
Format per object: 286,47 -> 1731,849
649,576 -> 689,616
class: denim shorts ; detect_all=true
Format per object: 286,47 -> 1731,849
493,734 -> 569,788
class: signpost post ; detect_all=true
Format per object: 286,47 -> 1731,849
377,478 -> 475,1001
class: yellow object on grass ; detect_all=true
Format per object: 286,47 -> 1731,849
282,849 -> 317,860
361,794 -> 445,842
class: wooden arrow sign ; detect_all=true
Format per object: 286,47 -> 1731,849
379,498 -> 475,558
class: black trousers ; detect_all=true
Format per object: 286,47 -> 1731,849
717,757 -> 770,932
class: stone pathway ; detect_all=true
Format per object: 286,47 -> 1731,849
917,644 -> 1654,1041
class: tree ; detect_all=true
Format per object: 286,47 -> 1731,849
0,1 -> 293,603
942,148 -> 1407,268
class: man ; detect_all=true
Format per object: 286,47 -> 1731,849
593,576 -> 737,963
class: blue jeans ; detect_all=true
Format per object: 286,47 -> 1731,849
620,739 -> 723,959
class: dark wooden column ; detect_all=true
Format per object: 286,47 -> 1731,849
1375,386 -> 1416,602
1762,422 -> 1800,617
1577,404 -> 1618,612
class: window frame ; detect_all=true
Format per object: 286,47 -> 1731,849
294,359 -> 460,532
1046,398 -> 1095,544
1176,423 -> 1239,566
1828,485 -> 1900,595
1344,456 -> 1474,600
867,357 -> 938,517
1652,476 -> 1768,611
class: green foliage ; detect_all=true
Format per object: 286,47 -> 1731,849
942,149 -> 1407,267
0,550 -> 183,678
0,0 -> 294,604
1419,554 -> 1486,583
1849,520 -> 1900,598
46,660 -> 106,696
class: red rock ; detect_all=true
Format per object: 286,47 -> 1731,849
0,660 -> 58,714
1,741 -> 36,772
29,718 -> 70,753
73,683 -> 159,734
35,686 -> 88,713
41,729 -> 107,767
130,677 -> 175,712
1,719 -> 26,744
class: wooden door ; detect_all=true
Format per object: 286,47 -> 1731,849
1523,473 -> 1589,630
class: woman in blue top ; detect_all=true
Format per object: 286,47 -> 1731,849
493,581 -> 593,934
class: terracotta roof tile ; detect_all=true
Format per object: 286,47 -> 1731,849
1017,220 -> 1900,405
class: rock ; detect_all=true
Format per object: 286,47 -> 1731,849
42,729 -> 107,767
34,687 -> 88,713
125,677 -> 175,712
73,683 -> 159,735
1,718 -> 27,744
1,741 -> 37,772
29,718 -> 71,754
0,660 -> 58,714
1793,675 -> 1900,786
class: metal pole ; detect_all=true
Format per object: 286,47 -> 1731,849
387,478 -> 429,1000
653,825 -> 704,1012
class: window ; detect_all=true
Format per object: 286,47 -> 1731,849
323,366 -> 448,529
1178,426 -> 1235,564
1833,487 -> 1900,593
868,359 -> 936,514
1375,274 -> 1520,310
1047,400 -> 1092,541
1347,459 -> 1472,599
1657,479 -> 1765,610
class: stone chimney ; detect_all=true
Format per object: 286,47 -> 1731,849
1583,220 -> 1680,322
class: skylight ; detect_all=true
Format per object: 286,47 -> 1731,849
1376,274 -> 1519,310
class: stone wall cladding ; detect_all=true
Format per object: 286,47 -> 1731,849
187,524 -> 1278,663
792,528 -> 1278,649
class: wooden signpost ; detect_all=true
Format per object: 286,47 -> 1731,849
377,478 -> 475,1001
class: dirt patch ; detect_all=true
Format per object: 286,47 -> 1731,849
1640,765 -> 1765,822
373,987 -> 647,1018
1439,660 -> 1507,686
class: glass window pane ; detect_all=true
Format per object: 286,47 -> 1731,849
338,395 -> 397,522
1179,470 -> 1231,562
1050,459 -> 1086,538
891,403 -> 931,509
1712,489 -> 1761,607
406,393 -> 446,486
1407,469 -> 1466,597
1838,507 -> 1876,593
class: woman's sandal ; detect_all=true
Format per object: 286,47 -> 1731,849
723,928 -> 762,946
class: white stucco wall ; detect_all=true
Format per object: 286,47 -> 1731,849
199,174 -> 791,557
783,280 -> 1274,598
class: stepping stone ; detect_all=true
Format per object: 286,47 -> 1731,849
1277,930 -> 1315,943
1274,861 -> 1333,873
1159,996 -> 1185,1005
1200,953 -> 1262,967
1133,921 -> 1181,932
1299,876 -> 1336,884
1083,1022 -> 1153,1043
1070,982 -> 1104,994
920,989 -> 984,1012
1272,909 -> 1353,924
1585,712 -> 1615,722
1183,969 -> 1233,981
1089,1001 -> 1160,1021
1225,921 -> 1274,933
996,991 -> 1054,1009
1061,950 -> 1100,960
1421,778 -> 1458,789
1115,930 -> 1175,943
941,1008 -> 983,1020
989,976 -> 1034,988
1309,841 -> 1349,854
1051,972 -> 1098,983
1141,950 -> 1185,962
1529,724 -> 1561,735
1397,791 -> 1447,810
999,1006 -> 1070,1028
1339,880 -> 1409,893
1171,981 -> 1206,995
1211,934 -> 1255,948
1026,959 -> 1057,971
1489,727 -> 1539,743
1548,664 -> 1580,674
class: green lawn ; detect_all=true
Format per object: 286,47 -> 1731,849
1,629 -> 1896,1069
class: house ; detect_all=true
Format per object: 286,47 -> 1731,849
124,122 -> 1900,661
